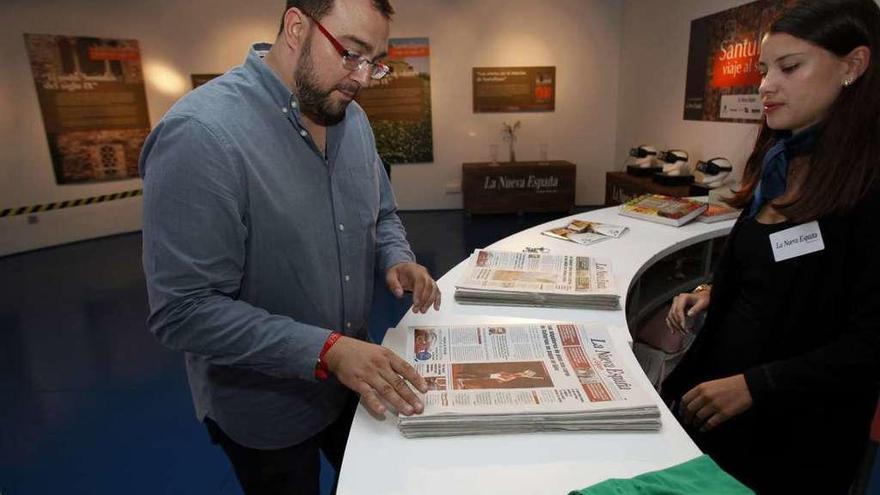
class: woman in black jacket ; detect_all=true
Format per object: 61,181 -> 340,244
662,1 -> 880,493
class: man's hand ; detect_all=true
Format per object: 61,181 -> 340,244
385,262 -> 441,313
324,336 -> 428,420
680,374 -> 753,432
666,289 -> 711,333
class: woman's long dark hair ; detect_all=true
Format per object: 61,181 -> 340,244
727,0 -> 880,220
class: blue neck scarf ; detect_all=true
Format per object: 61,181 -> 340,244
748,125 -> 821,217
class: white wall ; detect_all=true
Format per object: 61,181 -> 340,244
12,0 -> 872,256
0,0 -> 280,257
0,0 -> 622,256
389,0 -> 623,210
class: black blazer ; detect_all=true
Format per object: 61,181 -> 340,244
662,187 -> 880,490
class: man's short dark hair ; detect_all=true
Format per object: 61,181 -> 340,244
278,0 -> 394,34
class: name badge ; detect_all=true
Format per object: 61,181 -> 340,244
769,221 -> 825,262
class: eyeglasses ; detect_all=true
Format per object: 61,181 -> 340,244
303,12 -> 392,80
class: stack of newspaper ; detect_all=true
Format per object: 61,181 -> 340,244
398,322 -> 661,438
454,249 -> 619,309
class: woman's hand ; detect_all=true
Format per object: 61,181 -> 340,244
680,374 -> 753,432
666,287 -> 711,333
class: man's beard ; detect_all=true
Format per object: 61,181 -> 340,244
294,37 -> 360,126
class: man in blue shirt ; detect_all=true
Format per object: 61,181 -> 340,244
140,0 -> 439,492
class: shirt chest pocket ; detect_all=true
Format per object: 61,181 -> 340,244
338,165 -> 380,232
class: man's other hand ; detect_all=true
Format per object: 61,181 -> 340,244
385,262 -> 441,313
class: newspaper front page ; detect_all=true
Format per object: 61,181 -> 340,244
398,322 -> 659,438
456,250 -> 615,296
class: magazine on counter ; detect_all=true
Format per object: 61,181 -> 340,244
397,322 -> 661,438
541,219 -> 628,246
618,194 -> 708,227
454,249 -> 619,309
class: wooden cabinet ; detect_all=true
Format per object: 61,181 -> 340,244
605,171 -> 710,206
462,161 -> 576,214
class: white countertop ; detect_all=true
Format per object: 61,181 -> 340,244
337,204 -> 734,495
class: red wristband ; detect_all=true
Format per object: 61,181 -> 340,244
315,332 -> 343,380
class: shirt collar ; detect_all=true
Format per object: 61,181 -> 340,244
245,42 -> 349,163
246,43 -> 303,119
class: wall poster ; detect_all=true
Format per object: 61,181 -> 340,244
683,0 -> 795,122
24,34 -> 151,184
357,37 -> 433,165
473,66 -> 555,113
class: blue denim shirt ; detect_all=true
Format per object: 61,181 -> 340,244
140,44 -> 414,448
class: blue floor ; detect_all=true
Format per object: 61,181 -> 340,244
0,209 -> 584,495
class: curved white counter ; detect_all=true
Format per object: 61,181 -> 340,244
338,204 -> 734,495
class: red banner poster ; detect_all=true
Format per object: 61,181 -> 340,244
683,0 -> 796,123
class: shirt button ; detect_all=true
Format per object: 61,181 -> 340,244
338,224 -> 345,231
344,275 -> 350,282
291,101 -> 298,109
299,129 -> 308,137
346,322 -> 352,329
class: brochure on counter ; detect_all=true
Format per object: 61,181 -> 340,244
397,321 -> 661,438
454,249 -> 620,309
541,219 -> 628,246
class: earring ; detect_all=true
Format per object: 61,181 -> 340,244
843,78 -> 854,87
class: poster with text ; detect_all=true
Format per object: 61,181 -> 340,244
24,34 -> 151,184
473,66 -> 555,113
683,0 -> 795,122
356,37 -> 433,165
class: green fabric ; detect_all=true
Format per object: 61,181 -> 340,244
568,455 -> 754,495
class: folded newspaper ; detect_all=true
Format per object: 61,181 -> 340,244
541,219 -> 628,246
454,249 -> 620,309
398,322 -> 661,438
